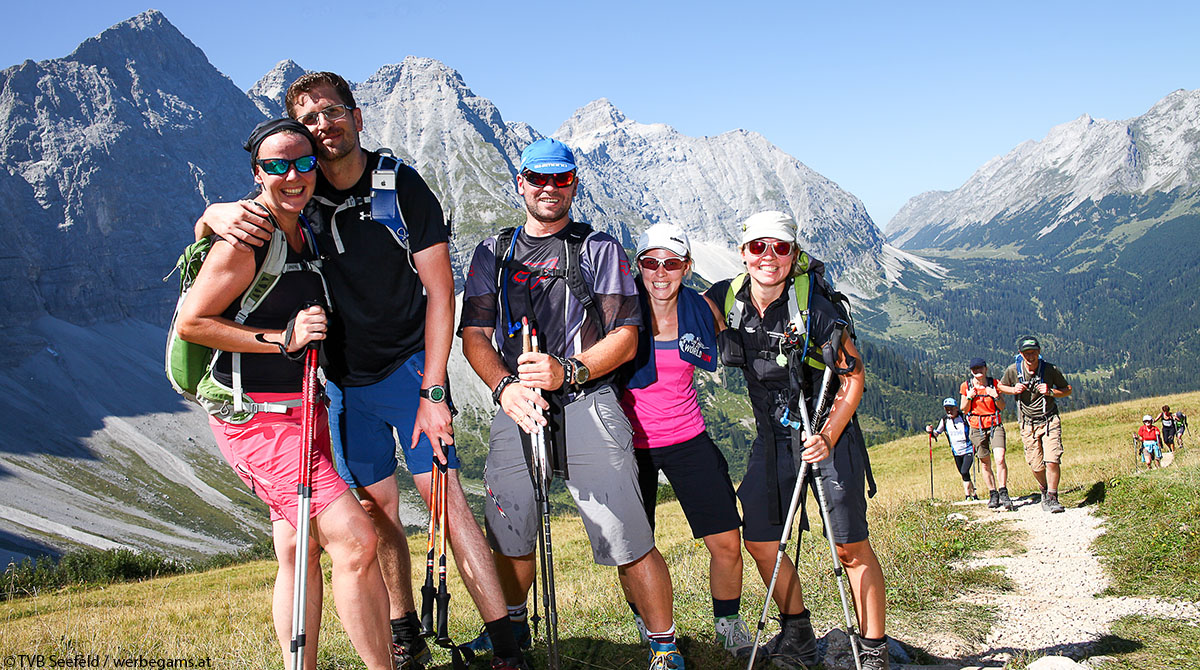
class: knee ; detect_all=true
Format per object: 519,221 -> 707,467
744,541 -> 777,565
835,541 -> 876,571
708,534 -> 742,563
333,519 -> 381,574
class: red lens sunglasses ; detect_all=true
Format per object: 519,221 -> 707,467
746,239 -> 793,257
522,170 -> 576,188
638,256 -> 687,272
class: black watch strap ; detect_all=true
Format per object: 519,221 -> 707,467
419,384 -> 447,403
492,375 -> 519,406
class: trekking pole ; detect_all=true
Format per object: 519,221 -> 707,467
290,347 -> 319,670
523,319 -> 561,670
428,452 -> 473,670
419,455 -> 440,638
748,366 -> 861,670
928,430 -> 935,500
798,382 -> 865,670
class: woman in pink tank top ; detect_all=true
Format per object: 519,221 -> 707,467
619,223 -> 754,659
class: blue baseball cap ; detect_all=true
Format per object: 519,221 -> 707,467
520,138 -> 576,174
943,397 -> 957,407
969,357 -> 987,369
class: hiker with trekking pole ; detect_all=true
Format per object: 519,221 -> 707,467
460,139 -> 681,670
928,397 -> 977,500
960,358 -> 1012,511
195,72 -> 528,670
1135,415 -> 1163,469
173,118 -> 393,670
618,223 -> 754,660
997,336 -> 1073,514
704,211 -> 890,670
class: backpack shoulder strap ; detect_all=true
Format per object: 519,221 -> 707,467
723,273 -> 750,329
369,149 -> 416,271
562,221 -> 607,336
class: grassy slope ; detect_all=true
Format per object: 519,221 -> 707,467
4,392 -> 1198,668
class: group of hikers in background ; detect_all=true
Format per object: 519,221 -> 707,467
1134,405 -> 1188,468
928,342 -> 1074,513
175,70 -> 892,670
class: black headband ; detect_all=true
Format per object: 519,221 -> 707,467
243,118 -> 318,159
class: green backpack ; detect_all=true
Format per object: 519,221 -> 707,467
164,203 -> 323,424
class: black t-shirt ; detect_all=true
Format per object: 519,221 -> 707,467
304,151 -> 448,386
213,232 -> 325,392
705,275 -> 849,406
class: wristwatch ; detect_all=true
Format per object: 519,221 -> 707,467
568,357 -> 590,386
420,384 -> 447,403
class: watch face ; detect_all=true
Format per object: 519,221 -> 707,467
574,362 -> 590,385
424,386 -> 446,402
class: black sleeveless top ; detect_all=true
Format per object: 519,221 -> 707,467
212,231 -> 324,393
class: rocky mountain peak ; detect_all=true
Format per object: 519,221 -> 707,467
555,98 -> 630,143
247,59 -> 308,118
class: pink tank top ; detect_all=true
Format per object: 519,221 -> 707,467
621,341 -> 707,449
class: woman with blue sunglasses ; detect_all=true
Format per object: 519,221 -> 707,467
175,118 -> 394,670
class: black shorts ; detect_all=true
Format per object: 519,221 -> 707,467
740,422 -> 870,545
1163,426 -> 1176,445
953,453 -> 974,481
635,431 -> 741,539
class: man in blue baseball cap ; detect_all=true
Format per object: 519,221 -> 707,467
461,139 -> 684,669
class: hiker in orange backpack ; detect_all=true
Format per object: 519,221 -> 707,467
960,358 -> 1012,511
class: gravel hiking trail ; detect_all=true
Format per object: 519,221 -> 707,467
943,495 -> 1200,666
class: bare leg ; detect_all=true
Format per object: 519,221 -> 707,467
993,447 -> 1009,489
704,529 -> 743,601
1046,462 -> 1061,489
617,548 -> 675,633
978,453 -> 997,491
358,476 -> 415,619
836,539 -> 886,640
745,539 -> 806,614
272,519 -> 323,670
314,492 -> 393,670
414,469 -> 508,622
492,552 -> 536,606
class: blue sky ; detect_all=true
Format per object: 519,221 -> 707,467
8,2 -> 1200,229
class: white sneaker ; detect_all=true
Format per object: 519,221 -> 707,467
714,616 -> 756,658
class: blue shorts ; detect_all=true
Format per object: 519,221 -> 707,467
327,351 -> 460,486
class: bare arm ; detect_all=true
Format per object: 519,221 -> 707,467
194,201 -> 274,250
801,331 -> 865,463
462,325 -> 549,435
514,325 -> 638,391
409,243 -> 455,460
175,241 -> 325,353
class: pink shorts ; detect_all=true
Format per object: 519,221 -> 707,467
210,392 -> 349,529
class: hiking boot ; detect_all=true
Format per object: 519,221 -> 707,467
1045,493 -> 1065,514
762,614 -> 818,668
858,637 -> 890,670
491,656 -> 533,670
997,488 -> 1014,511
648,640 -> 685,670
714,615 -> 756,658
462,620 -> 533,654
987,490 -> 1000,508
633,614 -> 650,644
393,638 -> 432,670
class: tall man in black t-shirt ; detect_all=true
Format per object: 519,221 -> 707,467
196,72 -> 529,670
